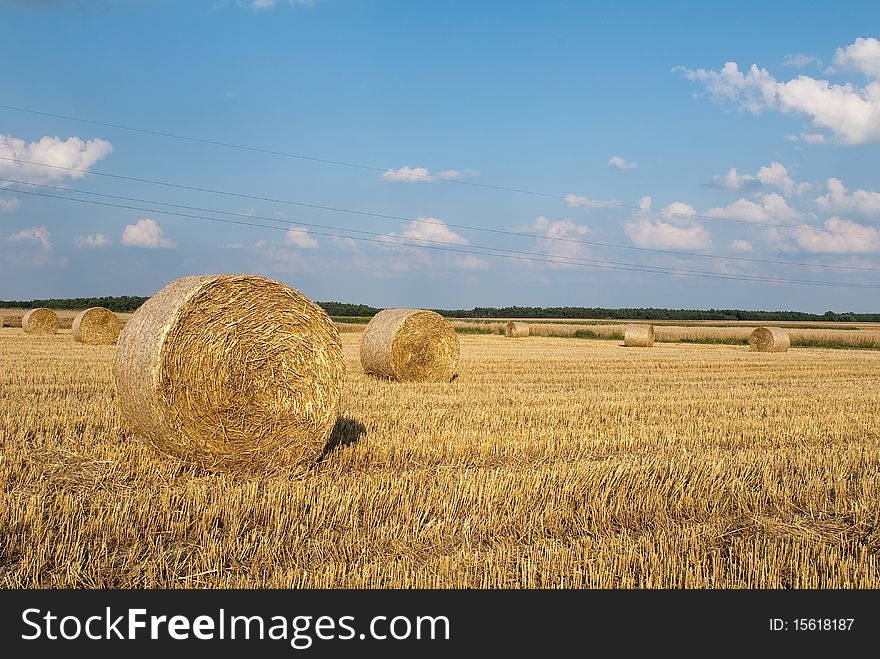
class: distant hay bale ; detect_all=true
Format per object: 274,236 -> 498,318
360,308 -> 460,382
624,324 -> 654,347
114,274 -> 344,473
72,307 -> 121,344
749,326 -> 790,353
505,322 -> 530,338
22,308 -> 60,335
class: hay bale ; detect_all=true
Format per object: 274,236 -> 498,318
749,326 -> 790,353
22,308 -> 59,335
72,307 -> 121,344
505,322 -> 530,338
360,308 -> 460,382
624,324 -> 654,347
114,274 -> 344,473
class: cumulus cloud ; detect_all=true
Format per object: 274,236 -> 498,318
782,53 -> 821,68
678,37 -> 880,144
381,166 -> 476,183
565,194 -> 612,210
284,226 -> 318,249
795,217 -> 880,253
383,217 -> 469,246
606,155 -> 637,170
712,162 -> 810,197
639,196 -> 652,210
815,177 -> 880,218
625,202 -> 711,250
75,233 -> 111,248
120,219 -> 175,249
516,216 -> 592,263
730,239 -> 754,253
0,195 -> 21,213
0,134 -> 113,184
3,225 -> 66,267
830,37 -> 880,79
706,193 -> 802,225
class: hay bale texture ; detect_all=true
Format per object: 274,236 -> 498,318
749,326 -> 790,353
72,307 -> 121,344
624,324 -> 655,347
361,308 -> 459,382
22,308 -> 59,335
505,322 -> 530,338
114,274 -> 344,473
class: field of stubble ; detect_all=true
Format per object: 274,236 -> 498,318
1,327 -> 879,588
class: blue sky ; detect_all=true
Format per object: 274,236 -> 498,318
1,0 -> 879,312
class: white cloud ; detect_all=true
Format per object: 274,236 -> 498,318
251,0 -> 277,9
660,201 -> 697,222
639,196 -> 652,210
0,195 -> 21,213
0,134 -> 113,184
120,219 -> 175,249
730,239 -> 754,253
3,225 -> 66,267
679,37 -> 880,144
815,177 -> 880,218
565,194 -> 611,210
831,37 -> 880,79
284,226 -> 318,249
624,217 -> 712,250
795,217 -> 880,253
454,254 -> 490,271
75,233 -> 111,248
706,193 -> 802,224
714,162 -> 809,197
782,54 -> 821,68
381,166 -> 473,183
383,217 -> 469,246
8,225 -> 52,251
606,155 -> 638,170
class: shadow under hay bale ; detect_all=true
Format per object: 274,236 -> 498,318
505,321 -> 530,338
114,274 -> 345,474
22,308 -> 60,335
749,326 -> 790,352
72,307 -> 122,345
315,417 -> 368,464
624,324 -> 654,347
360,308 -> 460,382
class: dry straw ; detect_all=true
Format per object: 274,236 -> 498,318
22,308 -> 60,335
505,322 -> 530,338
361,308 -> 460,382
749,326 -> 790,353
624,324 -> 655,347
72,307 -> 122,345
114,274 -> 344,473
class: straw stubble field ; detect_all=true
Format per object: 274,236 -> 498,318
1,327 -> 879,587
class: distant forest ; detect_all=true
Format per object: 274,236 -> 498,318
2,296 -> 879,322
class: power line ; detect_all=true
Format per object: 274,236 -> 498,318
8,186 -> 879,289
1,162 -> 876,273
0,104 -> 868,236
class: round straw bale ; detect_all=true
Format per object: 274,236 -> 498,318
72,307 -> 121,344
360,308 -> 459,382
505,321 -> 530,338
114,274 -> 344,473
22,308 -> 60,335
624,323 -> 654,347
749,326 -> 790,353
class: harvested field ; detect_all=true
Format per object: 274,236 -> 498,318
1,329 -> 878,588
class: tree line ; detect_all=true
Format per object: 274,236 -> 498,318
2,297 -> 877,322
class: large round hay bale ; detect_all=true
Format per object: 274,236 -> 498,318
72,307 -> 122,344
22,308 -> 60,335
360,308 -> 460,382
749,326 -> 790,353
114,274 -> 344,473
624,324 -> 654,347
505,321 -> 530,338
